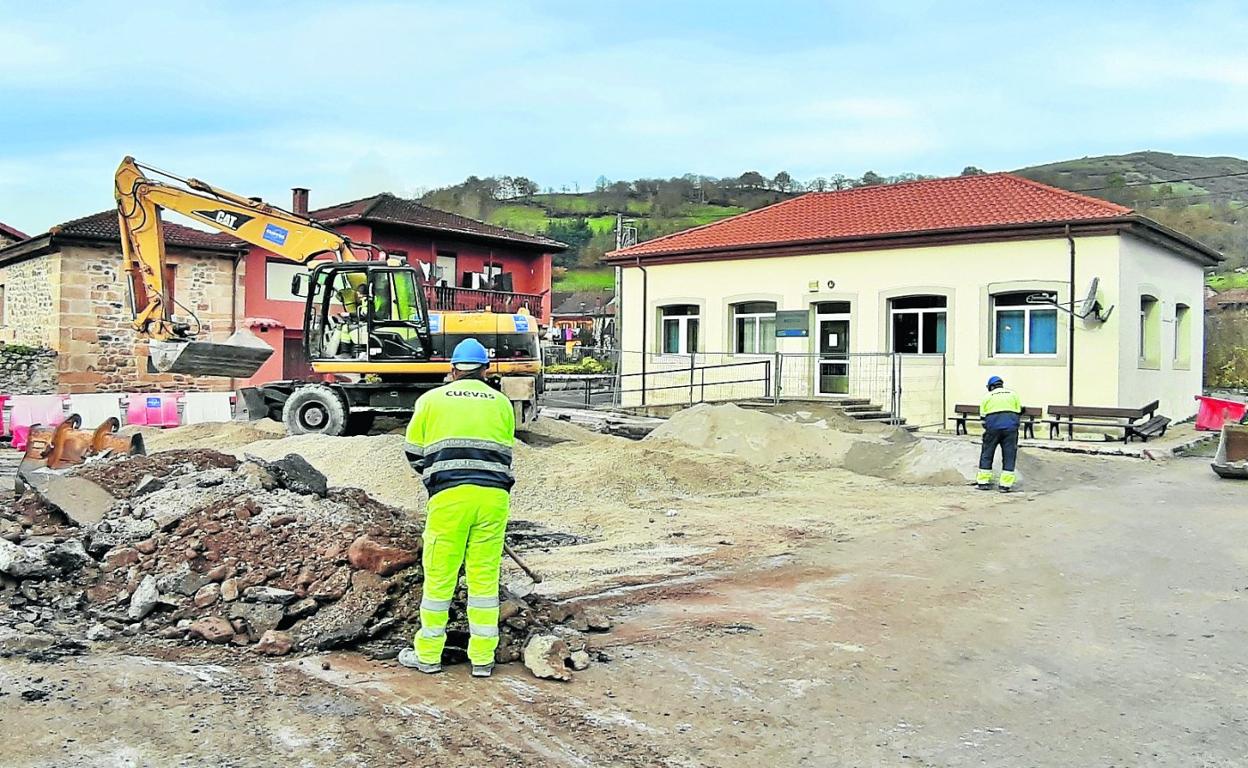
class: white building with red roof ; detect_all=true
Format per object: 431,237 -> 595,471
605,173 -> 1222,422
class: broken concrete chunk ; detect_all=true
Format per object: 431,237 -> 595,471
308,568 -> 350,602
0,539 -> 56,579
132,475 -> 166,497
286,597 -> 319,620
523,635 -> 572,681
188,617 -> 234,644
228,601 -> 285,638
347,535 -> 418,576
192,583 -> 221,608
128,575 -> 159,620
158,566 -> 212,597
242,586 -> 297,604
551,625 -> 587,652
236,461 -> 278,491
270,454 -> 328,497
254,629 -> 294,656
46,539 -> 90,572
569,650 -> 590,671
584,608 -> 612,632
85,623 -> 115,642
32,475 -> 117,527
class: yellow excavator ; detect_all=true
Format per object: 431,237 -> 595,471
114,156 -> 542,435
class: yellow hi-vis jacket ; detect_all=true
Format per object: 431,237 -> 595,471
404,378 -> 515,497
980,388 -> 1023,431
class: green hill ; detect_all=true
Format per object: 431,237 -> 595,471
420,155 -> 1248,292
1015,151 -> 1248,280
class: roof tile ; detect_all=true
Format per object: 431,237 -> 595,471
610,173 -> 1133,258
50,211 -> 241,251
313,193 -> 565,250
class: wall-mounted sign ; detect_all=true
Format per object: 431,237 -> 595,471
775,310 -> 810,337
808,280 -> 836,292
826,280 -> 836,290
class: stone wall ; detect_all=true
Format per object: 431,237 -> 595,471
0,343 -> 58,394
0,252 -> 61,348
56,245 -> 243,393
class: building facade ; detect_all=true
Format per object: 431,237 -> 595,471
0,212 -> 245,393
606,175 -> 1220,423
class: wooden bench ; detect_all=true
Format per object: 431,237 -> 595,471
950,404 -> 1042,440
1045,400 -> 1170,443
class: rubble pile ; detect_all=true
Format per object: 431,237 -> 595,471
2,448 -> 609,679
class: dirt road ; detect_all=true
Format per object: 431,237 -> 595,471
3,457 -> 1245,766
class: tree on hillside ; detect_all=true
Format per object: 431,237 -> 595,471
738,171 -> 767,189
859,171 -> 884,187
773,171 -> 794,192
830,174 -> 850,190
809,177 -> 828,192
961,166 -> 986,176
595,175 -> 610,192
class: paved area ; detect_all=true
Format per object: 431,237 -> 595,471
3,457 -> 1245,766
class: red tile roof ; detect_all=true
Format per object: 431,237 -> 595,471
608,173 -> 1134,259
49,210 -> 241,251
0,221 -> 27,241
312,194 -> 566,250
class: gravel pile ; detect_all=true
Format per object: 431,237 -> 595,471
1,449 -> 609,678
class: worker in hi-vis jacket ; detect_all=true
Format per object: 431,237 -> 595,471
977,375 -> 1022,493
399,338 -> 515,678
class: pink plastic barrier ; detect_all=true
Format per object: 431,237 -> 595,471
10,395 -> 66,451
1195,395 -> 1248,431
125,393 -> 183,427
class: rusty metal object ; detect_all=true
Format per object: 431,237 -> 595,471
16,414 -> 145,492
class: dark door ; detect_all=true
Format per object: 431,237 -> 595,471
817,318 -> 850,395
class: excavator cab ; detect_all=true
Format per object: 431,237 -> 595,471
300,262 -> 433,365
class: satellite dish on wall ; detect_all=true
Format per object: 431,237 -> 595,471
1078,277 -> 1114,323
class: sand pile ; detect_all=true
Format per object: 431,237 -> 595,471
645,403 -> 1082,489
646,403 -> 874,467
126,419 -> 285,453
2,450 -> 607,672
237,433 -> 424,509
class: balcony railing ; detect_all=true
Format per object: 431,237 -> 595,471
424,285 -> 544,319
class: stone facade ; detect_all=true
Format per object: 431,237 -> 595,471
0,253 -> 61,348
0,344 -> 58,394
0,244 -> 243,394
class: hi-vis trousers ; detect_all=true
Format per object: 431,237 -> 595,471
414,484 -> 509,667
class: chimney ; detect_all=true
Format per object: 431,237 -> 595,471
292,187 -> 310,215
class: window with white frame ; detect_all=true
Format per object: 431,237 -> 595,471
732,301 -> 776,354
889,295 -> 946,354
659,304 -> 699,354
1174,303 -> 1191,364
992,291 -> 1057,356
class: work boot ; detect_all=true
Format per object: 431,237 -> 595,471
471,663 -> 494,678
975,483 -> 993,491
398,648 -> 441,674
998,485 -> 1013,494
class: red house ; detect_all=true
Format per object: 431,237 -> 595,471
241,190 -> 565,384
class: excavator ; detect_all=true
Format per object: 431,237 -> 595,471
114,156 -> 542,435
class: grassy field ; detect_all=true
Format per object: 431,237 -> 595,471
553,268 -> 614,291
1208,272 -> 1248,291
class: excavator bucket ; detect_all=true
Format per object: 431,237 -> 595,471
16,415 -> 145,494
148,328 -> 273,378
1211,423 -> 1248,480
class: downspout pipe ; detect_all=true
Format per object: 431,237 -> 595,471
636,255 -> 648,406
1066,224 -> 1076,408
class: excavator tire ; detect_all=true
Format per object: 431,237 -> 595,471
283,384 -> 349,437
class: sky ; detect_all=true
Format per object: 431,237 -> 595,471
2,0 -> 1248,233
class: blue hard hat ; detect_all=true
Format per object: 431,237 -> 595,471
450,338 -> 490,366
987,375 -> 1004,388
